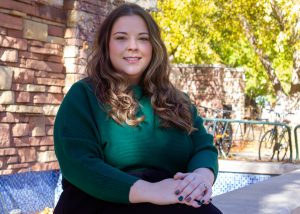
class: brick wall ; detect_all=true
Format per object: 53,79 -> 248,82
170,64 -> 245,119
0,0 -> 244,175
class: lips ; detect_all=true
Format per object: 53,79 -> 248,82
123,57 -> 141,63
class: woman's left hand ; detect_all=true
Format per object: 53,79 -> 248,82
173,168 -> 214,208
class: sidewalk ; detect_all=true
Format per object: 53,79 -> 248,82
213,169 -> 300,214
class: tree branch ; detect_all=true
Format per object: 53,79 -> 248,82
269,0 -> 285,31
239,15 -> 286,95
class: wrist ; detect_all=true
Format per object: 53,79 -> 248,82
129,179 -> 152,203
193,168 -> 214,185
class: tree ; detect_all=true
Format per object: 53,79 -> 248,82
153,0 -> 300,109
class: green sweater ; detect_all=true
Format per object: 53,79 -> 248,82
54,79 -> 218,204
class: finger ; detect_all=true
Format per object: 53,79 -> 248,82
174,174 -> 195,197
183,183 -> 207,204
201,187 -> 213,204
173,172 -> 188,180
175,176 -> 197,201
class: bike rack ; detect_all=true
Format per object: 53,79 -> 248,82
203,118 -> 297,161
294,125 -> 300,160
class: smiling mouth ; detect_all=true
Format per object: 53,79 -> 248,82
123,57 -> 141,63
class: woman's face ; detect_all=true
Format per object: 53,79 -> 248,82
109,15 -> 153,85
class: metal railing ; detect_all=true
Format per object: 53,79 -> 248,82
203,118 -> 298,162
294,124 -> 300,160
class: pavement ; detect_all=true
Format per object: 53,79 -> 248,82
213,168 -> 300,214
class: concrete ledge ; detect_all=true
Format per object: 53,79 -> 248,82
219,160 -> 300,175
213,169 -> 300,214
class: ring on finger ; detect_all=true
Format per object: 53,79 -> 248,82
200,183 -> 209,190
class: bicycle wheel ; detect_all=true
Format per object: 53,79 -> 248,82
258,129 -> 276,160
219,123 -> 233,158
276,130 -> 290,161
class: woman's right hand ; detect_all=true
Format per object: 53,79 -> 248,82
129,178 -> 181,205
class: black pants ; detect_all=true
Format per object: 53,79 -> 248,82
54,169 -> 222,214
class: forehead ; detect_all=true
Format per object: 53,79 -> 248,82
111,15 -> 149,33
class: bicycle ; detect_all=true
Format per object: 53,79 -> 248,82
258,110 -> 293,161
201,105 -> 233,158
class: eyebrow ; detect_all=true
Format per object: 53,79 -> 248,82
112,32 -> 149,36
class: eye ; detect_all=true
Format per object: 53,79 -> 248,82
139,37 -> 149,41
115,36 -> 126,40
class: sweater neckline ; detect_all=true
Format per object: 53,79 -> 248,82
130,85 -> 143,100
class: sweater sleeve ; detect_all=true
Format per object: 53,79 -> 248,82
187,105 -> 219,181
54,81 -> 139,204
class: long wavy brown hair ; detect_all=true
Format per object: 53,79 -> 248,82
87,3 -> 197,134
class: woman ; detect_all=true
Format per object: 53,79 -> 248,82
54,3 -> 222,214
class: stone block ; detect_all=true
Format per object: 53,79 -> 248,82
47,36 -> 65,45
35,71 -> 65,79
0,148 -> 16,156
15,91 -> 30,103
6,105 -> 43,114
36,4 -> 66,23
13,68 -> 35,83
44,55 -> 62,63
0,170 -> 14,175
26,59 -> 64,73
65,38 -> 83,46
0,112 -> 15,123
18,148 -> 36,163
39,146 -> 48,151
46,86 -> 62,93
0,12 -> 23,30
28,40 -> 44,47
0,35 -> 27,50
37,151 -> 57,162
0,0 -> 35,15
48,25 -> 64,37
65,63 -> 86,74
0,124 -> 10,147
33,93 -> 63,104
31,161 -> 59,171
21,136 -> 53,146
63,46 -> 79,58
7,29 -> 23,38
0,48 -> 18,62
0,91 -> 15,104
29,116 -> 46,137
46,125 -> 54,135
36,78 -> 65,86
28,46 -> 62,56
23,20 -> 48,42
43,105 -> 60,116
7,156 -> 19,164
0,27 -> 6,35
45,116 -> 55,125
12,123 -> 29,137
0,65 -> 13,90
26,84 -> 46,92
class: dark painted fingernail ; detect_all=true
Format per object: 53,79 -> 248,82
201,200 -> 205,204
197,200 -> 203,206
178,196 -> 184,201
185,197 -> 191,202
175,190 -> 180,195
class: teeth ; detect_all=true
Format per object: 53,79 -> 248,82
125,57 -> 139,60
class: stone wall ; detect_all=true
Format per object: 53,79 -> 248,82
171,64 -> 245,119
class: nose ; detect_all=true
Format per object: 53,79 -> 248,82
128,38 -> 138,50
